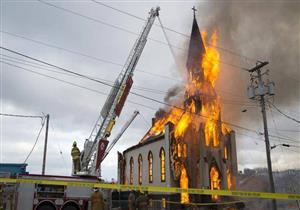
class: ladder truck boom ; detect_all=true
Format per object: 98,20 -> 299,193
80,7 -> 160,176
102,110 -> 139,162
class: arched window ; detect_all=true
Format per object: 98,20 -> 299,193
227,169 -> 232,190
161,198 -> 166,209
138,154 -> 143,185
210,165 -> 221,200
130,157 -> 134,185
224,146 -> 228,160
160,148 -> 166,182
148,151 -> 153,183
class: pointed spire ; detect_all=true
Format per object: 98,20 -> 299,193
186,7 -> 206,76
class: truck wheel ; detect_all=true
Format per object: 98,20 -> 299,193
61,201 -> 80,210
36,201 -> 56,210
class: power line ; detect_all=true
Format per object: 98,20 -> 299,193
37,0 -> 183,51
0,47 -> 292,140
1,60 -> 158,112
268,134 -> 299,144
268,101 -> 300,124
0,113 -> 43,119
37,0 -> 250,71
1,53 -> 243,100
91,0 -> 257,63
0,55 -> 173,95
0,52 -> 258,107
49,122 -> 70,174
1,60 -> 109,95
1,30 -> 251,99
0,54 -> 172,95
91,0 -> 144,21
23,118 -> 45,163
0,30 -> 181,82
3,59 -> 295,149
1,49 -> 296,145
268,103 -> 286,166
274,129 -> 300,133
285,147 -> 300,153
139,112 -> 151,127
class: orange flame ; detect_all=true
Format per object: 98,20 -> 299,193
210,166 -> 221,200
145,30 -> 229,204
202,31 -> 220,87
227,169 -> 232,190
180,166 -> 189,203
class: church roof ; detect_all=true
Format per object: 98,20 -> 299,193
123,133 -> 165,154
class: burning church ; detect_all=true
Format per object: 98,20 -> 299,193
117,11 -> 238,208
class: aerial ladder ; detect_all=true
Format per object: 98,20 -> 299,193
102,110 -> 139,162
79,7 -> 160,177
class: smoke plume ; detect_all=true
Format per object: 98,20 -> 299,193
196,0 -> 300,122
164,85 -> 182,103
154,108 -> 167,120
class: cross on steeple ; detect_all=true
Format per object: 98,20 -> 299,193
192,6 -> 197,17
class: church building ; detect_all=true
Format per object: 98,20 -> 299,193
118,10 -> 239,209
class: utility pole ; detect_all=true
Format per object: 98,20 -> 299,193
42,114 -> 50,175
247,61 -> 277,210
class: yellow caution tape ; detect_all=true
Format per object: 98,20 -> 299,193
1,178 -> 299,201
151,199 -> 246,206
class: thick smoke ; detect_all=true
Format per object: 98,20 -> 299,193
196,0 -> 300,122
154,108 -> 167,120
195,1 -> 300,203
164,85 -> 182,103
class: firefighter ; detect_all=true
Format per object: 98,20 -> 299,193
71,141 -> 81,174
128,190 -> 136,210
91,188 -> 105,210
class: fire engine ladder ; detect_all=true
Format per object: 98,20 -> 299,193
80,7 -> 160,176
102,110 -> 139,162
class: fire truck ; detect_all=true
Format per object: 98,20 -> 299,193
1,6 -> 160,210
16,174 -> 101,210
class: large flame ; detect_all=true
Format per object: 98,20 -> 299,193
202,31 -> 220,87
180,166 -> 189,203
145,30 -> 229,204
210,165 -> 221,200
227,169 -> 232,190
147,31 -> 221,138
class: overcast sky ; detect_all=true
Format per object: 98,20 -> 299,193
1,0 -> 299,181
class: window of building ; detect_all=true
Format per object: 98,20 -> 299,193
210,165 -> 221,200
160,148 -> 166,182
227,169 -> 232,190
224,146 -> 228,160
138,154 -> 143,185
130,157 -> 134,185
161,198 -> 166,209
148,151 -> 153,183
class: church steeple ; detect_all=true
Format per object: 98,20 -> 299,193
186,7 -> 206,75
192,6 -> 196,18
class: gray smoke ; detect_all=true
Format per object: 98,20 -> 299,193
154,108 -> 167,120
196,0 -> 300,121
164,85 -> 182,103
